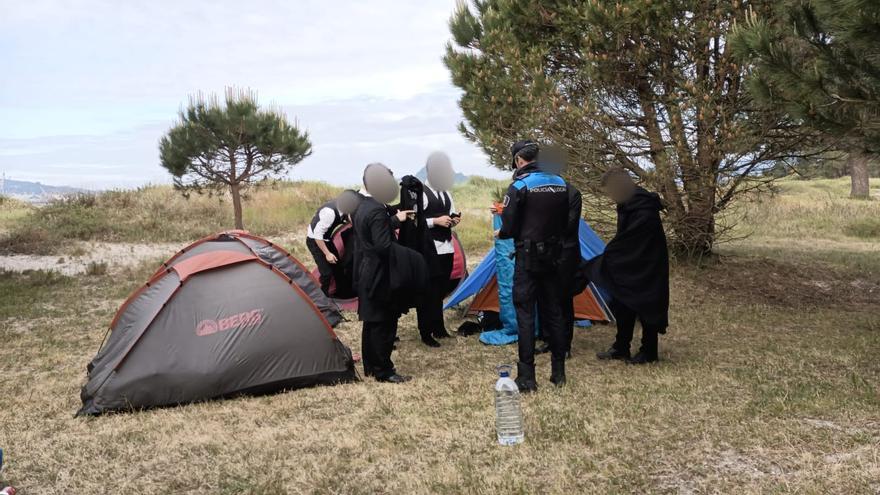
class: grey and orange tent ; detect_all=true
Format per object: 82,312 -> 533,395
77,231 -> 356,416
313,224 -> 467,311
445,218 -> 614,345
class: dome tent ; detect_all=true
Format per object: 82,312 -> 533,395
78,231 -> 356,416
445,218 -> 614,345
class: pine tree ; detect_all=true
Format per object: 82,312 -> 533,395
444,0 -> 809,256
732,0 -> 879,199
159,88 -> 312,229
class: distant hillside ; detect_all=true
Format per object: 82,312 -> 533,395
414,167 -> 469,186
0,178 -> 89,204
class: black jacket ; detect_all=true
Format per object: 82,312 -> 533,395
583,187 -> 670,327
564,183 -> 583,250
390,242 -> 429,311
498,162 -> 569,244
352,196 -> 397,322
353,194 -> 428,322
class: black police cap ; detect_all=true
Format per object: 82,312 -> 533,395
510,140 -> 540,168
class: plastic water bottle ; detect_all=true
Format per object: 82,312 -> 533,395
494,364 -> 524,445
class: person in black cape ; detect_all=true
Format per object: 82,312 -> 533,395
353,163 -> 417,383
584,167 -> 670,364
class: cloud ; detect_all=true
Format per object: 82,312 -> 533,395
0,0 -> 506,189
0,89 -> 506,189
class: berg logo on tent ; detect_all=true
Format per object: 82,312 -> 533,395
196,309 -> 264,337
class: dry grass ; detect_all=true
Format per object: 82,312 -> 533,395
0,179 -> 504,257
1,178 -> 879,494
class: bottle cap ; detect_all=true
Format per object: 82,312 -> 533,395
496,364 -> 513,377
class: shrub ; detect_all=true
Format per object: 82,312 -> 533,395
0,225 -> 56,255
85,261 -> 109,276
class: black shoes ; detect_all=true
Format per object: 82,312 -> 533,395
377,373 -> 412,384
515,376 -> 538,393
550,360 -> 566,387
421,335 -> 441,348
596,347 -> 631,361
626,351 -> 659,365
515,363 -> 538,393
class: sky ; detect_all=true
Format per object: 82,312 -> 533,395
0,0 -> 505,189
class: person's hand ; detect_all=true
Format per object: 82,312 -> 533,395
434,215 -> 453,228
395,210 -> 414,222
325,252 -> 338,264
493,229 -> 500,238
489,206 -> 499,214
451,214 -> 461,226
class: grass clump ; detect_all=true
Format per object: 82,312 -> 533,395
84,261 -> 109,277
844,217 -> 880,239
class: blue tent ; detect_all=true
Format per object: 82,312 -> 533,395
445,217 -> 614,345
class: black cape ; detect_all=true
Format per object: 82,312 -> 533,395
582,187 -> 670,328
395,175 -> 430,252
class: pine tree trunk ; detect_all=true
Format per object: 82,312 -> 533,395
848,150 -> 871,199
230,182 -> 244,230
670,206 -> 715,260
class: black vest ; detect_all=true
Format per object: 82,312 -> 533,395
309,201 -> 347,240
424,187 -> 452,243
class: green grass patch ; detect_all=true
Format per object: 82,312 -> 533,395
844,217 -> 880,239
0,269 -> 73,320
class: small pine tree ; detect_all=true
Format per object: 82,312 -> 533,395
160,88 -> 312,229
732,0 -> 879,199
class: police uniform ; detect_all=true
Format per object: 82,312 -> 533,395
561,183 -> 583,354
498,161 -> 570,389
306,200 -> 349,295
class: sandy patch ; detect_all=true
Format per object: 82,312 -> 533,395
0,241 -> 179,275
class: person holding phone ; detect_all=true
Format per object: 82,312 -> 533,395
354,163 -> 416,383
415,151 -> 461,347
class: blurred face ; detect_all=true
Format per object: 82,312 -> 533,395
426,151 -> 455,191
336,191 -> 360,215
604,174 -> 636,204
538,145 -> 568,176
363,164 -> 398,204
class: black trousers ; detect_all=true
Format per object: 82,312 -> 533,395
513,257 -> 567,367
559,247 -> 579,353
611,300 -> 660,358
362,319 -> 398,379
306,238 -> 338,296
416,253 -> 453,337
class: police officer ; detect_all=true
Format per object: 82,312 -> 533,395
556,181 -> 583,356
498,140 -> 571,391
536,147 -> 582,358
306,190 -> 360,296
